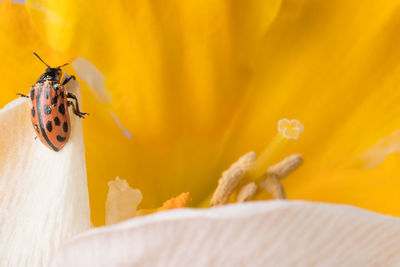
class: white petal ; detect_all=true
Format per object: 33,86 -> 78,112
72,57 -> 112,104
108,112 -> 132,139
0,80 -> 91,267
51,201 -> 400,267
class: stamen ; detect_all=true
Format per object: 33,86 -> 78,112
245,119 -> 304,182
260,176 -> 286,199
259,154 -> 303,199
158,192 -> 192,211
267,154 -> 303,179
210,152 -> 256,206
136,192 -> 192,216
210,120 -> 304,206
237,182 -> 258,202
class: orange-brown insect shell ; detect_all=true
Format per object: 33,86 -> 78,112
30,80 -> 71,152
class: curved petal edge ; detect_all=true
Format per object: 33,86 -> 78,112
51,201 -> 400,267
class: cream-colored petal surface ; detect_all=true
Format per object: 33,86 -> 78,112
51,201 -> 400,267
0,81 -> 91,267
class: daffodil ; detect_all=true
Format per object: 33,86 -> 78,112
1,0 -> 400,266
22,0 -> 400,221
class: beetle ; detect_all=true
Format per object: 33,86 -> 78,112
17,52 -> 88,152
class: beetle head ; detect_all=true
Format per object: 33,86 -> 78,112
33,52 -> 68,82
44,67 -> 63,82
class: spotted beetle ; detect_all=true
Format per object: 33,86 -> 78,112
17,52 -> 88,152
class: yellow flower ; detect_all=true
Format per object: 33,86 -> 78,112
1,0 -> 400,265
23,0 -> 400,223
1,0 -> 400,232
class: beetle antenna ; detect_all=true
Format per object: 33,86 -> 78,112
58,63 -> 69,68
33,52 -> 50,68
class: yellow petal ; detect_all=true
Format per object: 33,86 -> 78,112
0,0 -> 72,104
26,0 -> 282,225
288,153 -> 400,216
21,0 -> 400,222
356,129 -> 400,168
227,0 -> 400,214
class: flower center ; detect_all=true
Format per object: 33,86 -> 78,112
210,119 -> 304,206
245,119 -> 304,183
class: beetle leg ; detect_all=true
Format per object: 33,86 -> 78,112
67,92 -> 78,100
62,75 -> 76,86
68,100 -> 88,118
17,93 -> 29,98
67,93 -> 89,117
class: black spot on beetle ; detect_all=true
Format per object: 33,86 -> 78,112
56,135 -> 66,142
51,95 -> 58,106
63,121 -> 68,133
60,91 -> 65,98
54,116 -> 60,126
58,104 -> 65,115
31,107 -> 35,117
43,104 -> 51,115
46,121 -> 53,132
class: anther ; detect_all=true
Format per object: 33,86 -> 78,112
259,176 -> 286,199
259,154 -> 303,199
267,154 -> 303,179
210,152 -> 256,206
237,182 -> 258,202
